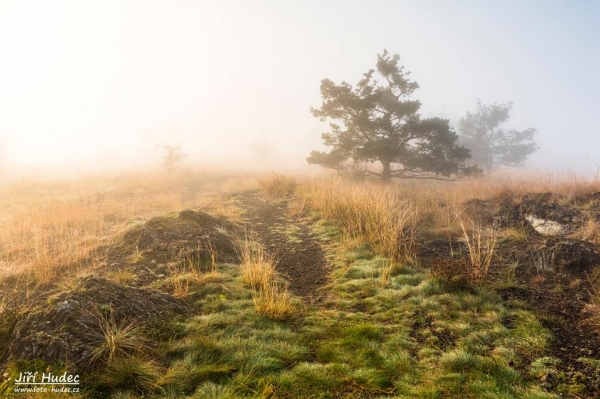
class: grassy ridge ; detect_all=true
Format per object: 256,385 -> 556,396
153,222 -> 554,398
4,171 -> 600,397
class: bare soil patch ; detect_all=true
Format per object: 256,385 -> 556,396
234,190 -> 330,302
6,276 -> 189,368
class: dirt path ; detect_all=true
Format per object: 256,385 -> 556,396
235,190 -> 330,303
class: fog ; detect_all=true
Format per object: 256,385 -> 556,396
1,0 -> 599,177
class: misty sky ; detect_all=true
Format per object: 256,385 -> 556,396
1,0 -> 599,173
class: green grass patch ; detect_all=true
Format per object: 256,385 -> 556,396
68,199 -> 559,398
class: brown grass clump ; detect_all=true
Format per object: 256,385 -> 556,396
576,214 -> 600,244
90,307 -> 150,365
458,217 -> 499,283
252,280 -> 295,320
237,237 -> 296,320
237,238 -> 276,289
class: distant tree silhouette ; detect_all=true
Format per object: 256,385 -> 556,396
308,50 -> 472,181
458,101 -> 539,176
159,145 -> 186,172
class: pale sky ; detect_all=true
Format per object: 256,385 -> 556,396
1,0 -> 599,173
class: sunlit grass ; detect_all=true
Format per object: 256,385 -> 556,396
300,179 -> 418,261
0,171 -> 255,289
237,237 -> 297,320
258,173 -> 298,198
89,307 -> 150,365
4,169 -> 599,397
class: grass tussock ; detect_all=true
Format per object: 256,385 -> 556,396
237,238 -> 296,320
459,218 -> 500,283
99,357 -> 162,395
237,238 -> 276,290
576,214 -> 600,244
89,307 -> 150,366
252,280 -> 296,320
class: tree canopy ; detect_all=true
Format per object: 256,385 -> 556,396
458,101 -> 539,175
307,50 -> 472,181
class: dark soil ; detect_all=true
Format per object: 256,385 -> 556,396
499,282 -> 600,397
104,209 -> 242,286
462,192 -> 585,233
234,190 -> 330,302
434,192 -> 600,397
6,276 -> 189,368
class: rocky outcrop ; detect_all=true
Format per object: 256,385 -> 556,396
540,238 -> 600,273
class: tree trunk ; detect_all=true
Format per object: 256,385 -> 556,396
381,161 -> 392,182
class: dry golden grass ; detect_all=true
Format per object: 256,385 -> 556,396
400,169 -> 600,206
576,214 -> 600,244
378,259 -> 394,288
300,179 -> 417,262
108,270 -> 137,285
0,171 -> 250,289
258,173 -> 298,198
501,225 -> 529,242
1,167 -> 598,293
286,196 -> 307,217
263,171 -> 600,284
90,307 -> 150,365
458,218 -> 500,283
237,237 -> 296,319
237,238 -> 276,289
252,280 -> 296,320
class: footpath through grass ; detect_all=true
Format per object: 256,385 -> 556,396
116,210 -> 557,398
1,178 -> 561,398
